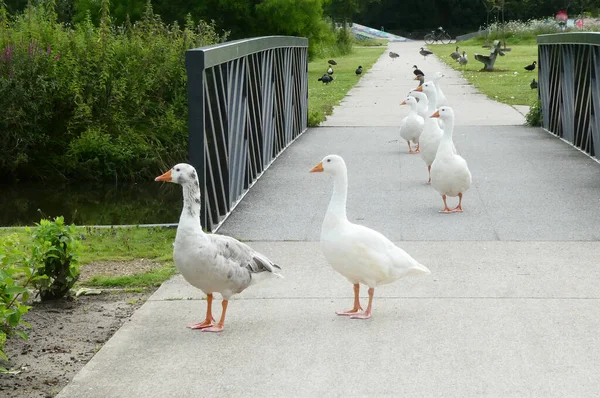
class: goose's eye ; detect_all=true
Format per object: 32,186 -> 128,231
176,168 -> 180,172
327,159 -> 331,163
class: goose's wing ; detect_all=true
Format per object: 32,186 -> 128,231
208,234 -> 282,276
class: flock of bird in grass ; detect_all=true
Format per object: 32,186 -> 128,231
153,45 -> 541,332
317,59 -> 363,85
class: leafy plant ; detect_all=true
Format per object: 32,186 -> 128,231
526,99 -> 543,127
0,235 -> 36,372
30,217 -> 81,301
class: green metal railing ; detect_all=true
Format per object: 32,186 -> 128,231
538,33 -> 600,158
186,36 -> 308,231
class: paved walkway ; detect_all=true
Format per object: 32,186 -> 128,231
58,42 -> 600,397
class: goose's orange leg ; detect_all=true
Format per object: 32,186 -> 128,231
407,141 -> 415,154
189,293 -> 215,329
414,142 -> 420,153
336,284 -> 363,316
439,195 -> 453,213
427,165 -> 431,184
453,193 -> 464,212
351,288 -> 374,320
203,300 -> 228,333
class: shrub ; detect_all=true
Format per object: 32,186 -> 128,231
0,235 -> 36,372
30,217 -> 81,301
0,1 -> 227,183
526,99 -> 543,127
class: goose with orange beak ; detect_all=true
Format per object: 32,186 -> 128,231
310,155 -> 430,319
414,82 -> 445,183
399,96 -> 424,154
429,107 -> 472,213
154,163 -> 283,332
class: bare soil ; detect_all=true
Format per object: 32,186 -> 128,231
0,261 -> 160,397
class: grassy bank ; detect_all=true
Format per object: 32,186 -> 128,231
308,45 -> 386,126
430,40 -> 538,106
1,226 -> 177,288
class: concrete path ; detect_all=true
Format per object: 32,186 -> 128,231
58,41 -> 600,398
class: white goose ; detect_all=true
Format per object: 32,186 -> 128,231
432,72 -> 448,107
310,155 -> 430,319
409,90 -> 429,120
399,96 -> 424,154
415,81 -> 444,183
430,107 -> 472,212
155,164 -> 283,332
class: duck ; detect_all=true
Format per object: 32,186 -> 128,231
409,90 -> 429,120
399,96 -> 425,154
415,81 -> 453,183
412,65 -> 424,77
327,66 -> 334,75
355,65 -> 363,75
328,59 -> 337,66
310,155 -> 430,319
420,47 -> 433,59
429,107 -> 472,213
530,78 -> 538,89
432,71 -> 448,107
458,51 -> 468,66
450,46 -> 460,60
524,61 -> 537,71
155,164 -> 283,332
389,51 -> 399,60
414,74 -> 425,87
318,74 -> 334,85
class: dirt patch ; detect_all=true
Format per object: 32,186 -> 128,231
78,259 -> 163,283
1,269 -> 157,397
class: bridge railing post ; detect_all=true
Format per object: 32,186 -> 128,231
538,33 -> 600,160
185,36 -> 309,231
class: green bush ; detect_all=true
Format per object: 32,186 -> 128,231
30,217 -> 81,301
0,1 -> 227,183
0,235 -> 36,372
526,99 -> 542,127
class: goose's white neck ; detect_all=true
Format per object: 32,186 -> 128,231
426,89 -> 438,113
178,180 -> 204,235
439,114 -> 455,153
323,170 -> 348,229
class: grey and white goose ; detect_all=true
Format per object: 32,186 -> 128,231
155,163 -> 283,332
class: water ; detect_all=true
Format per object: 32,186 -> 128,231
0,182 -> 183,227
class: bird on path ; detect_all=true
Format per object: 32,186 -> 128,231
389,51 -> 399,60
318,74 -> 334,85
458,51 -> 468,66
524,61 -> 537,71
310,155 -> 430,319
413,65 -> 424,77
328,59 -> 337,66
414,74 -> 425,87
530,78 -> 538,89
450,46 -> 460,61
155,164 -> 283,332
327,66 -> 334,75
420,47 -> 433,60
355,65 -> 363,75
429,107 -> 472,213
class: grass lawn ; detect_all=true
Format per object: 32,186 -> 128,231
429,39 -> 539,106
1,226 -> 177,288
309,45 -> 385,126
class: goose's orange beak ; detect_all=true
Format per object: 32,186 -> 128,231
400,100 -> 406,105
430,110 -> 440,118
413,76 -> 420,80
415,86 -> 423,92
310,162 -> 324,173
155,169 -> 172,182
